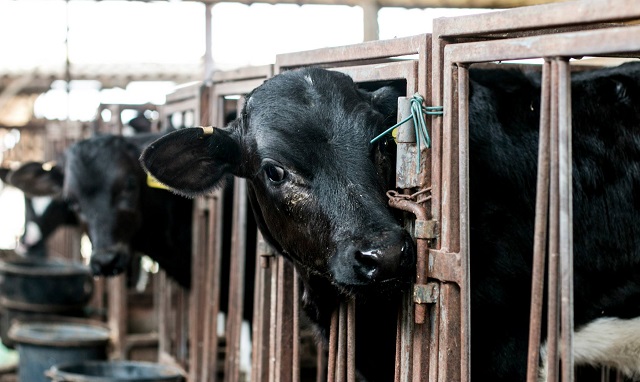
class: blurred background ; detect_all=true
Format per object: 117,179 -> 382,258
0,0 -> 504,251
0,0 -> 566,375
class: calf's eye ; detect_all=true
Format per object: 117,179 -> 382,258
264,163 -> 286,183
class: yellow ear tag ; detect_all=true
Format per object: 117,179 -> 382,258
391,127 -> 398,143
147,174 -> 170,190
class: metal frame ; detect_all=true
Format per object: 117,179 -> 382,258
275,34 -> 432,382
432,3 -> 640,380
157,3 -> 640,381
192,65 -> 274,382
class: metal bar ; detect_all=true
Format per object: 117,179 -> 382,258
445,25 -> 640,65
276,35 -> 427,72
433,0 -> 640,38
457,64 -> 471,382
267,252 -> 279,382
293,271 -> 301,382
395,291 -> 414,382
274,257 -> 295,382
206,193 -> 224,382
189,201 -> 207,382
336,302 -> 347,382
327,309 -> 339,382
557,58 -> 574,382
225,180 -> 248,382
317,342 -> 327,382
440,56 -> 460,254
546,59 -> 561,382
251,235 -> 272,382
347,299 -> 356,382
526,60 -> 552,382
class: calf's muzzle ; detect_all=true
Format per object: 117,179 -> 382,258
331,229 -> 415,287
90,244 -> 130,277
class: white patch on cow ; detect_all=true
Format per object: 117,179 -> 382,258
30,196 -> 52,217
22,221 -> 42,246
304,74 -> 314,86
538,316 -> 640,381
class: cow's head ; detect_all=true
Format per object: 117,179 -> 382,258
9,137 -> 145,276
141,68 -> 415,295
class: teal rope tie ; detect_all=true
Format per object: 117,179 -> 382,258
370,94 -> 443,173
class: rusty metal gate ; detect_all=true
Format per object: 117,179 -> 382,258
431,2 -> 640,381
274,35 -> 432,382
151,1 -> 640,381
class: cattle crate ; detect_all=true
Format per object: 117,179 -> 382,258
93,103 -> 159,135
154,82 -> 207,374
272,35 -> 434,382
428,2 -> 640,381
160,82 -> 203,131
188,65 -> 273,382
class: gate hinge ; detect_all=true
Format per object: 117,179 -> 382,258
413,282 -> 439,304
414,219 -> 439,240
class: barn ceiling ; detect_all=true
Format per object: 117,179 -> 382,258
0,0 -> 564,127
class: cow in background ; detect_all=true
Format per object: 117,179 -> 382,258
0,163 -> 77,258
8,133 -> 257,325
7,134 -> 193,288
141,64 -> 640,381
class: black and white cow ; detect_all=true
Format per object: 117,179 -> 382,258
0,163 -> 77,258
8,134 -> 193,288
8,134 -> 257,329
141,63 -> 640,381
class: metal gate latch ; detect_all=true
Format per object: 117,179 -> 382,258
413,282 -> 439,304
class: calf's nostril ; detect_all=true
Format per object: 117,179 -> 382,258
355,250 -> 380,269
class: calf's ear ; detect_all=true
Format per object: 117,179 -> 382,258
140,126 -> 242,197
369,85 -> 403,120
7,162 -> 64,197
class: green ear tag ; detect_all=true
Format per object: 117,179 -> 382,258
147,174 -> 170,190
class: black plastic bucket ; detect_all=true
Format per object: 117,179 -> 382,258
46,361 -> 185,382
0,258 -> 94,348
8,322 -> 110,382
0,258 -> 94,308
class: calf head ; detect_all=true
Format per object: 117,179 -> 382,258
142,67 -> 415,295
10,137 -> 144,276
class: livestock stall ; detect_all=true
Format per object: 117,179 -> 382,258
155,1 -> 640,381
109,1 -> 640,381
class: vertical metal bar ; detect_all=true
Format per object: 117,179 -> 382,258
347,299 -> 356,382
204,3 -> 213,79
557,58 -> 574,382
252,235 -> 272,382
274,257 -> 294,382
396,291 -> 413,382
440,60 -> 460,253
316,343 -> 327,382
268,254 -> 279,382
189,199 -> 207,382
526,60 -> 552,382
457,64 -> 471,382
107,275 -> 127,360
206,194 -> 224,382
546,59 -> 561,382
336,302 -> 347,382
293,270 -> 301,382
327,309 -> 339,382
225,179 -> 248,382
